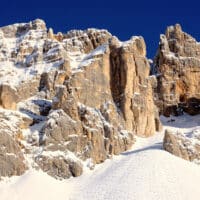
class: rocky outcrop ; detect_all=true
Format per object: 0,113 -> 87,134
36,34 -> 161,178
0,110 -> 28,177
35,155 -> 83,179
63,29 -> 112,53
163,129 -> 200,163
0,19 -> 160,179
154,24 -> 200,116
109,36 -> 161,135
0,132 -> 26,178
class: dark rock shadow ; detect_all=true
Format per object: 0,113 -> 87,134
160,113 -> 200,129
19,108 -> 44,124
31,99 -> 51,116
163,97 -> 200,117
109,46 -> 127,118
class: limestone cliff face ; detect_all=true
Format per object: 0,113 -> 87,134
154,24 -> 200,116
0,19 -> 159,179
109,37 -> 160,136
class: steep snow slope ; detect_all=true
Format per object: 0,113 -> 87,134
1,114 -> 200,200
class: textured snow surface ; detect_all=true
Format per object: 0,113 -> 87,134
1,114 -> 200,200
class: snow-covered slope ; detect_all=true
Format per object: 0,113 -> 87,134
0,170 -> 72,200
1,114 -> 200,200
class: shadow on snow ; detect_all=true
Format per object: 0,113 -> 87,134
121,142 -> 163,156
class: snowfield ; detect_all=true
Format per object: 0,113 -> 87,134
1,114 -> 200,200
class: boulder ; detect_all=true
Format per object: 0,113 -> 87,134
35,155 -> 83,179
163,129 -> 200,162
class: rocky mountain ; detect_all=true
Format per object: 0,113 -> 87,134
0,19 -> 161,179
154,24 -> 200,162
154,24 -> 200,116
0,19 -> 199,180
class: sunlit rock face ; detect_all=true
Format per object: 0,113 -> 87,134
0,19 -> 159,179
154,24 -> 200,116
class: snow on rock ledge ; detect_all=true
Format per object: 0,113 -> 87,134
163,128 -> 200,163
0,19 -> 160,179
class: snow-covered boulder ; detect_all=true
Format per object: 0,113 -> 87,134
163,128 -> 200,163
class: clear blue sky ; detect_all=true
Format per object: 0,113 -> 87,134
1,0 -> 200,58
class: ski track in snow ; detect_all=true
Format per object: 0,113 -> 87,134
1,114 -> 200,200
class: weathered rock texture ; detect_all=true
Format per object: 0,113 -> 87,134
0,110 -> 27,177
35,155 -> 83,179
163,129 -> 200,163
109,37 -> 161,135
0,19 -> 160,179
154,24 -> 200,116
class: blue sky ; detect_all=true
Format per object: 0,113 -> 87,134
1,0 -> 200,58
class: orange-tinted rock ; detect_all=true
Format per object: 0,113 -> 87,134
154,24 -> 200,116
